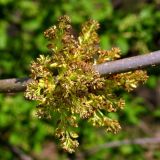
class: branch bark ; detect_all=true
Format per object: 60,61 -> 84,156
87,137 -> 160,155
0,50 -> 160,93
0,78 -> 32,93
0,136 -> 33,160
94,50 -> 160,75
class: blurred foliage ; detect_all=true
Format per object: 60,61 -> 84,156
0,0 -> 160,159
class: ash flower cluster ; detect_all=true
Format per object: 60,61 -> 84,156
25,15 -> 148,153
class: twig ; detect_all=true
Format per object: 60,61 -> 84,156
8,145 -> 33,160
0,78 -> 32,93
0,137 -> 33,160
0,50 -> 160,93
87,137 -> 160,155
94,50 -> 160,75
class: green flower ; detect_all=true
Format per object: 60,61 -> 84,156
25,15 -> 148,153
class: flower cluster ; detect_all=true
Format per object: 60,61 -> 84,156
25,15 -> 148,153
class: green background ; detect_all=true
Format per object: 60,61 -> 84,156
0,0 -> 160,159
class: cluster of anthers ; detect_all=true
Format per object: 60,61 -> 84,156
25,15 -> 148,153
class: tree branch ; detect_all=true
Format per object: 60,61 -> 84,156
0,50 -> 160,93
94,50 -> 160,75
0,136 -> 33,160
0,78 -> 32,93
87,137 -> 160,155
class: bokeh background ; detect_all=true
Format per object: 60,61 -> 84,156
0,0 -> 160,159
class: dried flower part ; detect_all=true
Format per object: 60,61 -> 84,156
25,15 -> 148,153
97,47 -> 121,63
111,70 -> 148,91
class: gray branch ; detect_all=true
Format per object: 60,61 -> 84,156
87,137 -> 160,155
0,50 -> 160,93
0,136 -> 33,160
94,50 -> 160,75
0,78 -> 32,93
